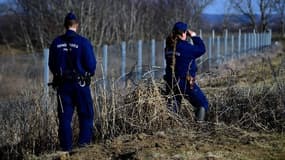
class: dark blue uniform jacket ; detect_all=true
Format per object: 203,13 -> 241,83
49,30 -> 96,77
165,37 -> 205,79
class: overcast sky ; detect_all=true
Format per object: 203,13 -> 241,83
203,0 -> 261,15
203,0 -> 232,14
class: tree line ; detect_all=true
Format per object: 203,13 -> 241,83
0,0 -> 212,53
0,0 -> 284,53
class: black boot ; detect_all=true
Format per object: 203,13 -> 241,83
196,107 -> 205,122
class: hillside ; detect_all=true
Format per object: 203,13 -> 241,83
30,41 -> 285,160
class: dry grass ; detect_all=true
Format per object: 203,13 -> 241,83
199,44 -> 285,132
0,44 -> 285,159
0,85 -> 58,159
92,78 -> 189,139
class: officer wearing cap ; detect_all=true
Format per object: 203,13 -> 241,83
164,21 -> 208,121
49,12 -> 96,151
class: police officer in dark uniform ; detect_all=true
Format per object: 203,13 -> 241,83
164,22 -> 208,121
49,12 -> 96,151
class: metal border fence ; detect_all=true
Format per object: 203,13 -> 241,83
43,29 -> 272,90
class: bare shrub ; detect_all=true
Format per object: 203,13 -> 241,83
92,78 -> 192,139
0,85 -> 58,159
208,85 -> 285,132
204,50 -> 285,132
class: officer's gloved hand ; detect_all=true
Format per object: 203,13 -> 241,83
51,76 -> 62,89
187,29 -> 197,37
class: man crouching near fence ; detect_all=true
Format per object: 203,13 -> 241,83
48,12 -> 96,152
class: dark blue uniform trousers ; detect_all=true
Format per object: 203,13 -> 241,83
57,82 -> 94,151
168,79 -> 208,113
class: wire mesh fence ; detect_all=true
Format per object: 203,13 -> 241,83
0,29 -> 272,98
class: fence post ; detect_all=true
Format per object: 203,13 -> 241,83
163,39 -> 166,74
244,33 -> 247,55
267,30 -> 270,45
248,33 -> 250,51
43,48 -> 49,113
264,32 -> 267,47
103,45 -> 108,90
256,33 -> 260,51
249,33 -> 252,53
151,39 -> 155,77
217,36 -> 221,64
199,29 -> 203,39
264,32 -> 266,47
44,48 -> 49,95
121,41 -> 126,83
224,29 -> 228,60
137,40 -> 142,80
269,29 -> 272,45
253,31 -> 255,54
265,32 -> 267,46
238,29 -> 241,58
262,32 -> 265,47
212,30 -> 215,46
208,37 -> 212,70
250,33 -> 253,53
231,35 -> 234,60
252,32 -> 255,51
253,30 -> 257,55
251,32 -> 254,54
260,33 -> 262,49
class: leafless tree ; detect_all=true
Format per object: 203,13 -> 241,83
4,0 -> 213,52
189,0 -> 214,28
230,0 -> 273,32
273,0 -> 285,37
259,0 -> 273,31
150,0 -> 213,36
13,0 -> 70,52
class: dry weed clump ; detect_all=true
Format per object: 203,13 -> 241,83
0,85 -> 58,159
121,79 -> 186,131
92,78 -> 191,139
204,48 -> 285,132
207,84 -> 285,132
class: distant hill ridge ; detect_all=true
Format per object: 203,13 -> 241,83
201,13 -> 280,26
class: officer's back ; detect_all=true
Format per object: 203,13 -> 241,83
48,12 -> 96,152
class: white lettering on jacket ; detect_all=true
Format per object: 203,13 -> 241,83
57,43 -> 78,49
69,43 -> 79,48
57,43 -> 67,48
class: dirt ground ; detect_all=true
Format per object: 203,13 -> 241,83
39,123 -> 285,160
